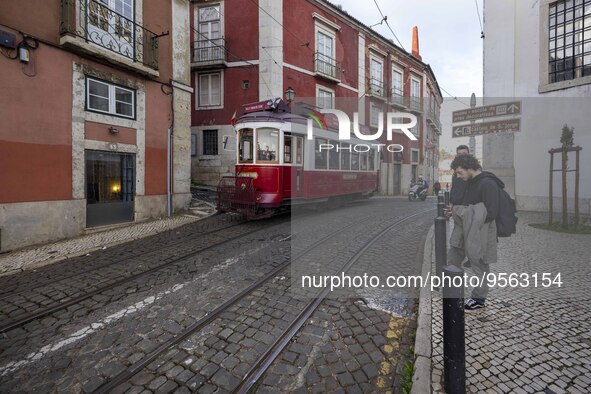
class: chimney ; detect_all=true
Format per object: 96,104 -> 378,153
412,26 -> 422,61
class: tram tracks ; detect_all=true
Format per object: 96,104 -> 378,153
0,215 -> 289,334
0,214 -> 249,300
91,207 -> 434,393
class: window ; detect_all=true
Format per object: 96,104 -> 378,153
411,78 -> 421,110
351,150 -> 360,170
203,130 -> 218,155
86,77 -> 135,118
340,143 -> 351,170
317,87 -> 334,109
360,152 -> 368,170
370,103 -> 381,127
257,128 -> 279,163
198,72 -> 222,107
284,133 -> 303,165
370,57 -> 384,96
329,140 -> 339,170
88,0 -> 134,58
196,5 -> 223,62
549,0 -> 591,83
411,149 -> 419,164
392,68 -> 403,103
315,138 -> 328,169
239,128 -> 253,163
369,149 -> 375,171
316,29 -> 337,77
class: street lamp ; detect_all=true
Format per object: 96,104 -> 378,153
285,86 -> 295,103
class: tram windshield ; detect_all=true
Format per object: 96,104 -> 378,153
257,128 -> 279,163
238,128 -> 254,163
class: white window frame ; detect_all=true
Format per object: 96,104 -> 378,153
196,70 -> 224,109
411,148 -> 420,164
314,21 -> 337,78
391,65 -> 404,98
370,102 -> 381,127
86,77 -> 135,119
195,4 -> 224,62
369,54 -> 384,96
316,85 -> 335,109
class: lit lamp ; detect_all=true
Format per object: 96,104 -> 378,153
285,86 -> 295,103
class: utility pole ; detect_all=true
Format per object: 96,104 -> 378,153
469,93 -> 476,155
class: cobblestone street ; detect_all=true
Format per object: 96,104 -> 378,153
0,198 -> 433,393
428,212 -> 591,394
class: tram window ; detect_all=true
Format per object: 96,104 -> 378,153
351,151 -> 359,171
239,129 -> 253,163
284,135 -> 292,164
360,152 -> 368,171
295,137 -> 303,165
340,143 -> 350,170
315,138 -> 328,169
369,149 -> 375,171
329,140 -> 339,170
257,128 -> 279,163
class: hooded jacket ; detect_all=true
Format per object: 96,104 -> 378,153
460,171 -> 504,223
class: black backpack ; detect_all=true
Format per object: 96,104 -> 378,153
496,189 -> 518,237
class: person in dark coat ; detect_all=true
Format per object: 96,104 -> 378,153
450,154 -> 503,310
449,145 -> 470,205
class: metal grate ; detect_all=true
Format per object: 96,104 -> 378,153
203,130 -> 218,155
548,0 -> 591,83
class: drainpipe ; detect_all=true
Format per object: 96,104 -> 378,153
167,127 -> 172,217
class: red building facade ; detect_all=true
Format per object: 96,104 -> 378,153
0,0 -> 192,252
190,0 -> 441,195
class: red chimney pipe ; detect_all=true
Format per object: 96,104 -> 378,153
412,26 -> 422,61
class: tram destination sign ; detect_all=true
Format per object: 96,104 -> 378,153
453,119 -> 520,138
452,101 -> 521,123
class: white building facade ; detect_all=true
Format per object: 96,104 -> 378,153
483,0 -> 591,214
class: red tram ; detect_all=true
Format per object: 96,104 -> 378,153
217,99 -> 379,218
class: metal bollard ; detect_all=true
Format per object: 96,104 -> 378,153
434,195 -> 447,278
444,190 -> 450,206
442,264 -> 465,394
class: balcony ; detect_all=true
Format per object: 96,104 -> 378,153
368,78 -> 386,100
410,97 -> 423,113
426,108 -> 441,133
192,38 -> 227,68
389,88 -> 407,108
314,52 -> 340,82
60,0 -> 159,74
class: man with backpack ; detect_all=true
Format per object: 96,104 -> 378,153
448,154 -> 511,310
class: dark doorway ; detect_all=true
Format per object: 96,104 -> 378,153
86,150 -> 135,227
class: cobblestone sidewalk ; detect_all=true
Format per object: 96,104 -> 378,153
0,188 -> 219,277
424,212 -> 591,393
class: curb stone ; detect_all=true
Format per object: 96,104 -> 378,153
410,224 -> 434,394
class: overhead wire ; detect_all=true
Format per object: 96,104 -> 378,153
371,0 -> 405,50
474,0 -> 485,38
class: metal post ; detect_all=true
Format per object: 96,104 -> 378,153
562,149 -> 568,229
575,148 -> 580,227
167,128 -> 172,217
443,264 -> 465,394
435,194 -> 447,278
549,152 -> 554,225
444,190 -> 450,206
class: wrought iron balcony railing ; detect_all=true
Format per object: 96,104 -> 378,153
368,78 -> 385,98
60,0 -> 159,70
390,88 -> 405,106
193,38 -> 226,64
314,52 -> 340,81
410,96 -> 423,112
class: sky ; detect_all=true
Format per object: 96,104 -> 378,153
335,0 -> 485,153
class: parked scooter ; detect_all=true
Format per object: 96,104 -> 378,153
408,178 -> 428,201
